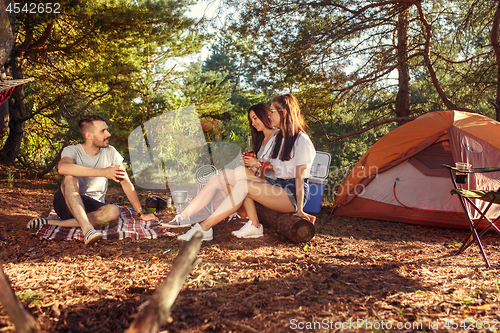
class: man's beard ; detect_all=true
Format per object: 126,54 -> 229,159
94,139 -> 110,148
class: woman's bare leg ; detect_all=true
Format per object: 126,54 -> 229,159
178,168 -> 249,218
179,166 -> 269,222
216,168 -> 264,220
178,173 -> 229,219
199,177 -> 294,231
242,197 -> 260,227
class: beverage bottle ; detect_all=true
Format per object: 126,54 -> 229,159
243,135 -> 254,158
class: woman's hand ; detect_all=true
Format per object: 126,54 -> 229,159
297,209 -> 316,224
243,155 -> 260,169
295,164 -> 313,223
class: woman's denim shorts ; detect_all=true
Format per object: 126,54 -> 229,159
264,177 -> 309,213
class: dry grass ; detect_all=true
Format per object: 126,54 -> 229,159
1,166 -> 500,332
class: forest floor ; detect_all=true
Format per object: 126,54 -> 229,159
1,165 -> 500,333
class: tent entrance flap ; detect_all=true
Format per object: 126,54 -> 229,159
409,140 -> 454,178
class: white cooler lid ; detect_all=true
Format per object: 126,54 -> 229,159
309,151 -> 331,179
308,177 -> 328,185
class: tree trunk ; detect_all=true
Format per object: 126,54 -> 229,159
491,0 -> 500,121
255,203 -> 315,243
1,0 -> 15,141
395,5 -> 410,124
0,0 -> 14,69
0,263 -> 40,333
0,56 -> 26,165
125,231 -> 203,333
0,101 -> 8,137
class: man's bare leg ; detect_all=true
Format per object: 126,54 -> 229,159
58,176 -> 109,235
47,204 -> 120,228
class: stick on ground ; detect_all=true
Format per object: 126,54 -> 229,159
125,231 -> 203,333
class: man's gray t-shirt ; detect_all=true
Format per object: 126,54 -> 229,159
61,144 -> 123,203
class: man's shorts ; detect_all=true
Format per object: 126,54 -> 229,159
264,177 -> 309,213
53,188 -> 107,220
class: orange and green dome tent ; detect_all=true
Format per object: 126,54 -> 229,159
333,110 -> 500,229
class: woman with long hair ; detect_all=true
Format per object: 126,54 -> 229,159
162,103 -> 278,232
177,93 -> 316,241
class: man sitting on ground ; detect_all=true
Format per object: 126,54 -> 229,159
27,115 -> 155,245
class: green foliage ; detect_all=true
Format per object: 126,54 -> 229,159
204,0 -> 500,187
224,0 -> 500,117
129,105 -> 209,187
181,62 -> 233,117
16,290 -> 42,304
219,112 -> 249,150
8,0 -> 500,182
7,171 -> 14,187
3,0 -> 208,170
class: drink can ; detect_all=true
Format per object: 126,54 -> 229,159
255,162 -> 270,178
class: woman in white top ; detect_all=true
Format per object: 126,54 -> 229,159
178,94 -> 316,241
163,103 -> 277,229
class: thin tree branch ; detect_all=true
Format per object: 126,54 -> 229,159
411,0 -> 457,110
317,116 -> 418,149
36,130 -> 72,178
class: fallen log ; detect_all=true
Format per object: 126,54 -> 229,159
256,203 -> 315,243
0,263 -> 40,333
125,231 -> 203,333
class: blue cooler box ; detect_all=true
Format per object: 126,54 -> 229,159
303,151 -> 331,214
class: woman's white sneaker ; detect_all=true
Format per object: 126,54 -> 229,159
162,214 -> 192,228
177,223 -> 213,241
232,220 -> 263,238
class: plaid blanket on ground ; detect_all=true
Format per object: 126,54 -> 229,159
35,206 -> 175,241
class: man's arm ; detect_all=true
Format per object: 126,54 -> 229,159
58,157 -> 125,182
120,173 -> 156,221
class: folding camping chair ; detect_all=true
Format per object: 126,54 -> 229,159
442,164 -> 500,268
